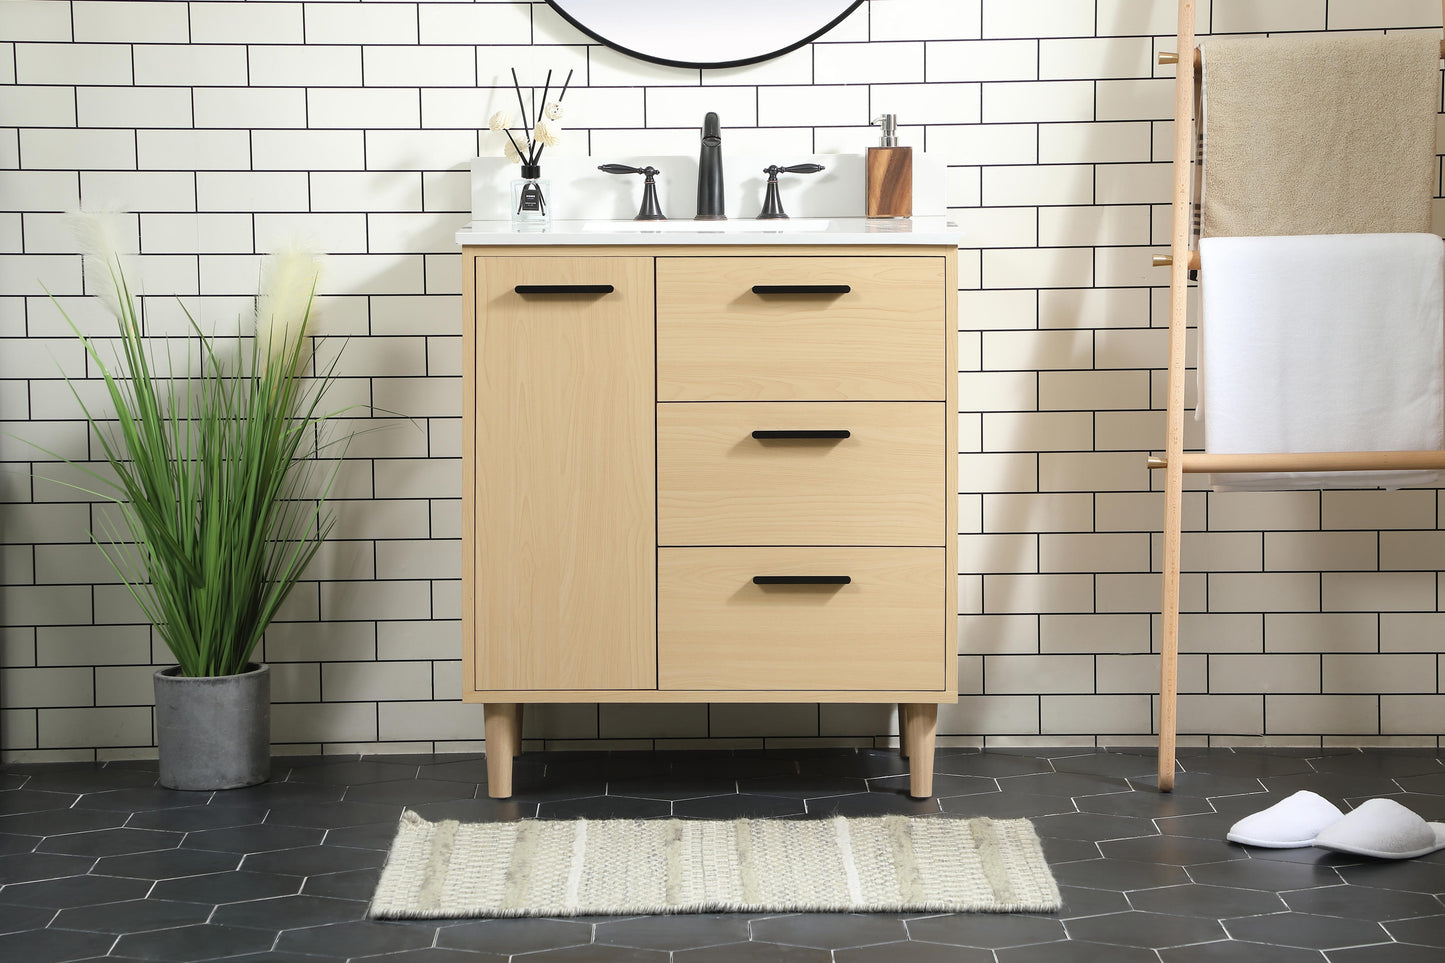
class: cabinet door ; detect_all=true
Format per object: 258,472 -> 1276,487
470,257 -> 655,691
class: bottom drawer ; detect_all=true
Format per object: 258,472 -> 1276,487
658,547 -> 946,692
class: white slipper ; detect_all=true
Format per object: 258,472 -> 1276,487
1226,790 -> 1344,848
1313,798 -> 1445,860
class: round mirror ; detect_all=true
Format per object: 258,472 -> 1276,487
546,1 -> 864,69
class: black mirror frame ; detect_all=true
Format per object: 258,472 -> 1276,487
543,1 -> 865,70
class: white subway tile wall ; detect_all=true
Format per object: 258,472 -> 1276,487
1,0 -> 1443,760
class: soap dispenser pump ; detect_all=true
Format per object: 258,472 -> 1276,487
866,113 -> 912,218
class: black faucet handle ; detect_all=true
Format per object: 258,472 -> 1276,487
599,164 -> 666,221
599,163 -> 660,176
768,163 -> 825,175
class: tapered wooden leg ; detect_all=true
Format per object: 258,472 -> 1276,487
902,703 -> 937,798
484,702 -> 521,799
898,703 -> 911,758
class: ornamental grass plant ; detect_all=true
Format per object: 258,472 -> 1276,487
51,215 -> 349,678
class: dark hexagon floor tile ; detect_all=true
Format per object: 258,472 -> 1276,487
182,823 -> 324,854
301,868 -> 381,901
995,940 -> 1159,962
1179,751 -> 1316,779
1397,772 -> 1445,795
114,923 -> 276,961
0,833 -> 40,856
409,798 -> 537,823
1030,811 -> 1158,842
414,759 -> 492,785
73,788 -> 210,813
321,820 -> 398,851
242,843 -> 385,877
672,794 -> 807,820
667,754 -> 795,781
348,950 -> 506,963
1054,884 -> 1130,919
870,773 -> 996,797
1075,790 -> 1214,819
1160,940 -> 1326,962
342,778 -> 478,806
804,792 -> 941,818
1050,753 -> 1159,779
123,803 -> 271,833
674,942 -> 831,962
0,872 -> 151,908
0,926 -> 117,962
150,869 -> 302,903
1284,883 -> 1443,921
1155,810 -> 1238,841
0,901 -> 57,935
1264,771 -> 1404,799
750,913 -> 906,949
0,773 -> 28,790
1064,910 -> 1225,948
264,801 -> 402,830
938,791 -> 1075,819
537,795 -> 673,820
52,897 -> 213,934
506,944 -> 669,962
211,893 -> 364,930
284,760 -> 420,786
905,912 -> 1066,948
0,809 -> 126,837
276,919 -> 437,957
436,917 -> 592,954
1100,835 -> 1247,865
37,828 -> 181,859
0,852 -> 96,884
835,940 -> 994,962
595,913 -> 751,950
1337,859 -> 1445,894
604,777 -> 738,801
506,775 -> 609,804
1222,911 -> 1388,950
1327,942 -> 1445,962
995,771 -> 1131,798
213,781 -> 344,807
1127,771 -> 1267,796
1130,882 -> 1288,919
1050,858 -> 1190,892
1187,856 -> 1342,891
934,753 -> 1054,778
0,791 -> 80,816
17,767 -> 157,794
795,750 -> 913,779
1312,751 -> 1443,778
736,775 -> 870,799
93,846 -> 240,880
1038,836 -> 1104,863
1241,845 -> 1358,866
1383,913 -> 1445,947
539,751 -> 670,782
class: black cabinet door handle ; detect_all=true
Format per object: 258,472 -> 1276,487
751,429 -> 851,440
514,284 -> 615,294
751,284 -> 851,295
752,575 -> 852,585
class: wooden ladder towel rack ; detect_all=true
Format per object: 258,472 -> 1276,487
1149,0 -> 1445,791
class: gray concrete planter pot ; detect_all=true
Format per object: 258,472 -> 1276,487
154,663 -> 270,790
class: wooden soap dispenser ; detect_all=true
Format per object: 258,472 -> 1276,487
866,113 -> 912,218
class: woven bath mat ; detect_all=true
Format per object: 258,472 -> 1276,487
368,811 -> 1061,918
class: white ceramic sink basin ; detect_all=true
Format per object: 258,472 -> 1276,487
579,218 -> 832,233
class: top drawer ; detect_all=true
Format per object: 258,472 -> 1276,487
657,256 -> 946,401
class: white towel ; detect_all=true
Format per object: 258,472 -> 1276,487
1197,233 -> 1445,492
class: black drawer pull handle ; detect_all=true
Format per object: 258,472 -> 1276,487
751,429 -> 851,440
751,284 -> 851,295
753,575 -> 852,585
514,284 -> 615,294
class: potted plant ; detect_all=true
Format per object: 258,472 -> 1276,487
51,215 -> 349,790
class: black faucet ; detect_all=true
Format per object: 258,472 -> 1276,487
695,112 -> 725,220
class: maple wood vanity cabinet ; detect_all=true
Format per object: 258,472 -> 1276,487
459,227 -> 959,800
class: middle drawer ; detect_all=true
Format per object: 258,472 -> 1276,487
658,401 -> 945,546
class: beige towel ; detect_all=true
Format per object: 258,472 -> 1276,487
1201,32 -> 1439,238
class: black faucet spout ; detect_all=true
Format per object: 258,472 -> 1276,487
695,112 -> 725,220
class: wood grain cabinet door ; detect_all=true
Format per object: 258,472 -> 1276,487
469,257 -> 656,691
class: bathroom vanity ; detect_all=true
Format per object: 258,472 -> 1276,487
456,218 -> 959,798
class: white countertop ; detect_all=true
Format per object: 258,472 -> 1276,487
455,216 -> 960,246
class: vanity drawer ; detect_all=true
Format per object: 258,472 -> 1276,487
657,547 -> 946,691
657,401 -> 944,546
656,256 -> 946,401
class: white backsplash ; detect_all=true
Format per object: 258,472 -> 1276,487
470,152 -> 947,221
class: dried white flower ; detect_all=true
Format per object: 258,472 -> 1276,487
69,210 -> 135,324
488,110 -> 512,132
503,138 -> 521,163
532,119 -> 560,148
544,101 -> 564,121
255,244 -> 321,375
